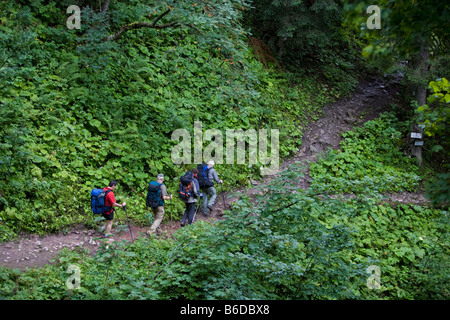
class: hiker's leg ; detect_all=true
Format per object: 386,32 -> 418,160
102,211 -> 114,235
208,186 -> 217,206
186,202 -> 195,224
202,189 -> 209,215
155,206 -> 165,233
181,205 -> 188,226
104,219 -> 113,234
149,206 -> 164,233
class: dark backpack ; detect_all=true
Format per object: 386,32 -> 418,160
179,171 -> 194,201
91,188 -> 112,215
197,163 -> 214,188
146,181 -> 164,209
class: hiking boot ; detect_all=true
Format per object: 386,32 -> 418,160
207,205 -> 213,212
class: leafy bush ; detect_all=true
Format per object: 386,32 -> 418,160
416,78 -> 450,207
310,113 -> 421,194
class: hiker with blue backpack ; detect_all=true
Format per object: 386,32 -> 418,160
91,180 -> 126,237
197,160 -> 222,216
146,174 -> 172,235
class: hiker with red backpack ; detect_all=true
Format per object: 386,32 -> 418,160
95,180 -> 126,237
179,169 -> 200,226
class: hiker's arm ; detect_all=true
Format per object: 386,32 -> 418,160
213,170 -> 223,184
193,183 -> 199,197
161,185 -> 172,200
113,202 -> 126,207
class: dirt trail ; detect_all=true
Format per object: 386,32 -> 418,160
0,76 -> 429,271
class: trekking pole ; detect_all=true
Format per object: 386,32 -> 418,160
221,183 -> 227,211
192,204 -> 198,223
192,197 -> 201,223
114,208 -> 122,225
122,205 -> 134,241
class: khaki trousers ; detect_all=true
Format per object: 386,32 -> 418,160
148,206 -> 165,234
104,219 -> 113,234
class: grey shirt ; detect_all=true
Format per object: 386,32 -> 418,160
160,184 -> 168,200
208,167 -> 220,183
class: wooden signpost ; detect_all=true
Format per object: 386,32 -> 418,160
411,132 -> 424,146
410,129 -> 424,167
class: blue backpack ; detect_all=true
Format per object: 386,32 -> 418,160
146,181 -> 164,209
197,163 -> 214,188
91,188 -> 112,215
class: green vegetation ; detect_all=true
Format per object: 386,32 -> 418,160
247,0 -> 362,95
416,78 -> 450,206
0,0 -> 347,240
343,0 -> 449,207
0,0 -> 448,301
344,0 -> 449,106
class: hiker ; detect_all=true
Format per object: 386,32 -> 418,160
181,168 -> 202,226
146,174 -> 172,235
192,168 -> 202,201
202,160 -> 222,216
102,180 -> 126,237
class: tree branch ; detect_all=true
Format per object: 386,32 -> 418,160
105,7 -> 202,41
105,9 -> 174,41
153,8 -> 172,25
105,21 -> 179,41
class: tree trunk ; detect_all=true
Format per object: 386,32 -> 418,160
410,124 -> 423,168
410,41 -> 430,168
414,42 -> 430,106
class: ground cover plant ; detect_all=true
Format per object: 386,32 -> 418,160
309,113 -> 421,194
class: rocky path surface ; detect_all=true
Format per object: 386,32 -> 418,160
0,76 -> 429,271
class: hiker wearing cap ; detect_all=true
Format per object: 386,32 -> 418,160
147,174 -> 172,235
180,169 -> 201,226
102,180 -> 126,237
202,160 -> 222,216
